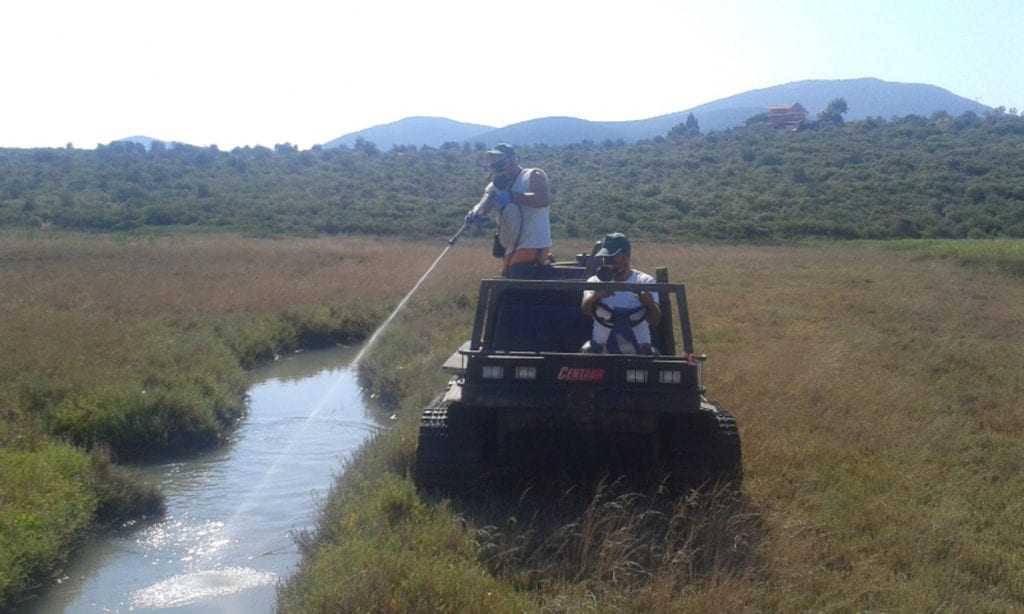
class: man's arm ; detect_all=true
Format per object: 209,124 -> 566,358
639,290 -> 661,327
511,169 -> 550,208
468,183 -> 499,220
581,288 -> 610,317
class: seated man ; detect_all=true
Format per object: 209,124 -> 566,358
580,233 -> 661,354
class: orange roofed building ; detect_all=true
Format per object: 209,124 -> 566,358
767,102 -> 807,130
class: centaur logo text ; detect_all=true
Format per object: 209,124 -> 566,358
557,367 -> 605,382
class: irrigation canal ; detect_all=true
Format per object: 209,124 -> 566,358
26,345 -> 381,613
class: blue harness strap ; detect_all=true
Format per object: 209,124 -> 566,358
606,308 -> 641,353
593,302 -> 645,354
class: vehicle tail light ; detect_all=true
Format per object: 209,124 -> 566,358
625,369 -> 648,384
659,370 -> 682,384
514,366 -> 537,380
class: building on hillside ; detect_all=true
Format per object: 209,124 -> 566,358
767,103 -> 807,130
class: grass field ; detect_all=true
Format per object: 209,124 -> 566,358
3,234 -> 1021,611
278,239 -> 1024,612
0,232 -> 443,609
880,238 -> 1024,277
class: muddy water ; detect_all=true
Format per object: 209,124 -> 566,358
26,346 -> 380,613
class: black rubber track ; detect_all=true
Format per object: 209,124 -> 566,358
414,398 -> 488,490
669,401 -> 743,492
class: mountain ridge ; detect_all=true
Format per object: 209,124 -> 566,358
323,77 -> 989,149
321,116 -> 494,150
114,135 -> 164,150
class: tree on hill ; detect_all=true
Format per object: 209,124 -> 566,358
818,98 -> 849,125
353,137 -> 379,155
668,113 -> 701,139
685,112 -> 700,134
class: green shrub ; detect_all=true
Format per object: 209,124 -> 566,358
0,443 -> 97,609
87,448 -> 164,524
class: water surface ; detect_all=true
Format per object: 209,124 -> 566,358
27,346 -> 378,613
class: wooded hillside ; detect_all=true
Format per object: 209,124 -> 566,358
3,110 -> 1023,240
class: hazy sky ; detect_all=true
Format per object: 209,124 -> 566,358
2,0 -> 1021,149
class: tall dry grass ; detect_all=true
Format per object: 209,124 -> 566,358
641,242 -> 1024,610
0,232 -> 445,426
0,232 -> 444,319
282,240 -> 1024,612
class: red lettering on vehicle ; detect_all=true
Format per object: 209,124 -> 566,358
557,367 -> 605,382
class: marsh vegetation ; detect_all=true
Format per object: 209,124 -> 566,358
3,234 -> 1022,611
279,239 -> 1024,612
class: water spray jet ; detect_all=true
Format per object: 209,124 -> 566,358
227,224 -> 471,533
350,222 -> 468,368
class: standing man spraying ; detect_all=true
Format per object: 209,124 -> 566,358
465,144 -> 552,278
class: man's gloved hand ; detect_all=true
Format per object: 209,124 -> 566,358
465,208 -> 487,225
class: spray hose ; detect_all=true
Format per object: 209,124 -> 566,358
448,222 -> 469,245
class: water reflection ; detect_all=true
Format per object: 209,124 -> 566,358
26,345 -> 377,613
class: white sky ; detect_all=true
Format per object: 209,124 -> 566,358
2,0 -> 1021,149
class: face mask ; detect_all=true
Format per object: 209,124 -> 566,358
596,255 -> 625,281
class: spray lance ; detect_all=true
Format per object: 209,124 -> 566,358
352,196 -> 489,366
448,222 -> 469,245
447,197 -> 485,245
447,166 -> 508,247
356,148 -> 515,362
449,182 -> 498,246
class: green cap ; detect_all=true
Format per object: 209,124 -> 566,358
595,232 -> 631,258
486,143 -> 516,158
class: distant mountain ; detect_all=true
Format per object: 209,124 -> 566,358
476,107 -> 771,145
324,78 -> 991,149
471,78 -> 990,145
684,77 -> 989,124
322,116 -> 494,150
114,135 -> 164,150
474,116 -> 625,146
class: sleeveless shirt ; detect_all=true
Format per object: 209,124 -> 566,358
489,168 -> 551,251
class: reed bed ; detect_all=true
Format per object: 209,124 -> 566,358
4,233 -> 1021,610
280,240 -> 1024,612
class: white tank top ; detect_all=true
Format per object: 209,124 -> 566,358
492,169 -> 551,251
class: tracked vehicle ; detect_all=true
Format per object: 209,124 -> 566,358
414,255 -> 741,493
